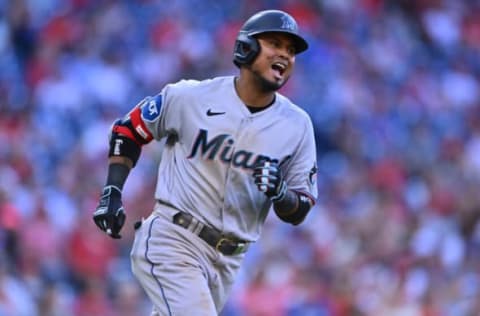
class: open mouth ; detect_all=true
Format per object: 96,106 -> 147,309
271,62 -> 287,77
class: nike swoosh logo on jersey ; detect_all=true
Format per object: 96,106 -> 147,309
206,109 -> 226,116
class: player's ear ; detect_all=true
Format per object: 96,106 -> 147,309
233,32 -> 260,66
240,42 -> 251,53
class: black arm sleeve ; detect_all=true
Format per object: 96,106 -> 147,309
274,192 -> 313,225
105,163 -> 131,190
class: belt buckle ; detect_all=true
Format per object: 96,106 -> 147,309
215,237 -> 230,253
215,237 -> 247,255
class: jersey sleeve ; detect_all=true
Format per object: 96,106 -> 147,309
283,115 -> 318,202
135,81 -> 186,140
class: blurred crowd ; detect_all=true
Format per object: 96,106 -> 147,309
1,0 -> 480,315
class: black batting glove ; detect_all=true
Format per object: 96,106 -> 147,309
253,160 -> 287,202
93,185 -> 126,239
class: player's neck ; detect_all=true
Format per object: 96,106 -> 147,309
234,76 -> 275,108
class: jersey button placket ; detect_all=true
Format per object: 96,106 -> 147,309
220,118 -> 246,237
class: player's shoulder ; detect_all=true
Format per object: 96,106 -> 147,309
167,76 -> 232,94
275,93 -> 312,122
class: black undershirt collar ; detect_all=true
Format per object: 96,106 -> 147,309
246,95 -> 276,113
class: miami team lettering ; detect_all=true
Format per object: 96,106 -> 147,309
188,129 -> 272,170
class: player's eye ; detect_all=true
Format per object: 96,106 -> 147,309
267,39 -> 295,56
286,46 -> 295,56
268,39 -> 280,47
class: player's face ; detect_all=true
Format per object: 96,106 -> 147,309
249,32 -> 296,92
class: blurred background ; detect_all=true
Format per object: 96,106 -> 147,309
1,0 -> 480,315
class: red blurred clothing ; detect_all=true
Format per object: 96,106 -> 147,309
73,278 -> 114,316
66,214 -> 118,279
237,268 -> 293,316
19,205 -> 62,277
0,196 -> 21,231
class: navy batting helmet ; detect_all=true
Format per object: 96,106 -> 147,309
233,10 -> 308,67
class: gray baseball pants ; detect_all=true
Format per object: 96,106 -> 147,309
130,202 -> 245,316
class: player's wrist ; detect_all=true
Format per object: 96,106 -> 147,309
272,188 -> 297,213
105,163 -> 130,191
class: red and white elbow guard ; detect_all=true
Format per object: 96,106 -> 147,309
108,104 -> 154,167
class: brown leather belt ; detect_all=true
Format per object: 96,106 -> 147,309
172,211 -> 249,256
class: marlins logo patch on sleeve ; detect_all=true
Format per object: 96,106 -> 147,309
141,94 -> 162,122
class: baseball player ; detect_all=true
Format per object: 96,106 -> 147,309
93,9 -> 318,316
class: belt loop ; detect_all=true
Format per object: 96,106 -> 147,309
189,218 -> 204,235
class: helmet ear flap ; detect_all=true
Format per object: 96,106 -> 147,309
233,32 -> 260,67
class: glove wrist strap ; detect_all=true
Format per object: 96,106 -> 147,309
271,181 -> 287,202
103,184 -> 122,195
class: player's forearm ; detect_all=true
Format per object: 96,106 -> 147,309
105,157 -> 132,190
273,190 -> 312,225
109,156 -> 134,168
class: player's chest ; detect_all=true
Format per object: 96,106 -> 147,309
180,104 -> 297,167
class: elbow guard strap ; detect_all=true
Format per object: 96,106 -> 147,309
275,193 -> 313,225
107,106 -> 154,167
108,133 -> 141,167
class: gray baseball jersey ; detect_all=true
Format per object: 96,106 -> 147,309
130,75 -> 318,315
138,75 -> 317,241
